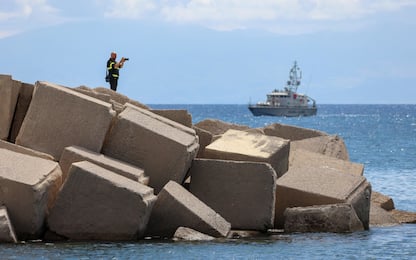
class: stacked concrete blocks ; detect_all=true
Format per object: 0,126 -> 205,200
102,104 -> 199,193
59,145 -> 148,184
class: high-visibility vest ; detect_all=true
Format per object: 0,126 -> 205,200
107,60 -> 119,78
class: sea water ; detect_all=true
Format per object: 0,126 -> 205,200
1,104 -> 415,259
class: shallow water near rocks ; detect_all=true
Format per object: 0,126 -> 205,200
1,225 -> 415,259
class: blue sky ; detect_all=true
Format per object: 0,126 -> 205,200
1,0 -> 416,104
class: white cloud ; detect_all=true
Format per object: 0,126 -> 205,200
157,0 -> 416,33
0,0 -> 66,38
103,0 -> 157,19
1,0 -> 415,39
0,0 -> 61,21
0,30 -> 21,38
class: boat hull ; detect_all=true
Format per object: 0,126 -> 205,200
248,105 -> 317,117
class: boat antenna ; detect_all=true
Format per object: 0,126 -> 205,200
287,61 -> 302,93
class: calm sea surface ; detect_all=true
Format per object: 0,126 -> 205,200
1,104 -> 415,259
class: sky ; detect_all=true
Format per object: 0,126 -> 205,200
1,0 -> 416,104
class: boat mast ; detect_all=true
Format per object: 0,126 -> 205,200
287,61 -> 302,93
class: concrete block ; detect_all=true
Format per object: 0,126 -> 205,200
391,209 -> 416,224
47,161 -> 156,241
102,104 -> 199,193
0,75 -> 21,140
109,99 -> 124,114
262,123 -> 326,141
369,204 -> 399,227
59,145 -> 148,184
371,191 -> 395,211
0,148 -> 62,239
73,86 -> 112,103
275,164 -> 371,229
173,227 -> 214,241
289,149 -> 364,176
92,87 -> 149,110
8,82 -> 34,143
15,81 -> 115,160
151,109 -> 193,128
0,206 -> 18,243
227,230 -> 265,239
145,181 -> 231,238
189,159 -> 276,230
203,129 -> 290,177
291,135 -> 350,160
193,126 -> 213,158
284,204 -> 364,233
0,140 -> 54,161
194,119 -> 250,136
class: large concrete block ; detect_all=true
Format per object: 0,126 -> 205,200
15,81 -> 115,160
0,140 -> 54,161
151,109 -> 193,128
262,123 -> 326,141
203,129 -> 290,177
173,227 -> 214,241
194,119 -> 250,136
73,86 -> 111,103
0,206 -> 18,243
284,204 -> 364,233
289,149 -> 364,176
0,75 -> 21,140
193,126 -> 213,158
391,209 -> 416,224
8,82 -> 34,143
59,145 -> 148,184
145,181 -> 231,238
291,135 -> 349,160
47,161 -> 156,241
0,148 -> 62,239
91,87 -> 149,110
371,191 -> 395,211
275,163 -> 371,229
369,204 -> 399,227
189,159 -> 276,231
102,104 -> 199,193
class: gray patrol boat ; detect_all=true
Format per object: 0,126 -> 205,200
248,61 -> 317,117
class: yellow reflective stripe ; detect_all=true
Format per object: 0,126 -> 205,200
112,74 -> 119,78
108,62 -> 115,70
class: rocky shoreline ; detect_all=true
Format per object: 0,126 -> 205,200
0,75 -> 415,243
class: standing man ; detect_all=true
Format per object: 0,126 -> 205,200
107,52 -> 127,91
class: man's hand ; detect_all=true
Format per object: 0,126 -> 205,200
115,58 -> 125,69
